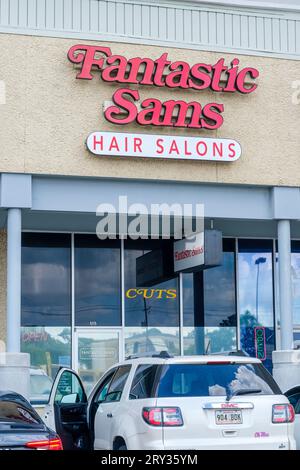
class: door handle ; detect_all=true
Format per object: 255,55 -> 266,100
107,413 -> 113,418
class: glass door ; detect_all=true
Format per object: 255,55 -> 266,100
74,328 -> 121,395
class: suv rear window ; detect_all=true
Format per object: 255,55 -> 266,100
155,363 -> 281,398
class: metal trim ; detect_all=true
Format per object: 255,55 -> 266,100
202,402 -> 254,409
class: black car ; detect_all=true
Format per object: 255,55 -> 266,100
0,391 -> 62,450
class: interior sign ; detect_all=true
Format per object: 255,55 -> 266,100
254,326 -> 267,361
86,131 -> 241,162
126,289 -> 177,299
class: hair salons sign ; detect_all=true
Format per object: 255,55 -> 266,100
67,45 -> 259,162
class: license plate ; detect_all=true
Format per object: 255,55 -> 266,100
215,410 -> 243,425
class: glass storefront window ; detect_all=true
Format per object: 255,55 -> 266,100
183,239 -> 237,355
21,233 -> 71,327
204,240 -> 236,328
294,330 -> 300,348
239,240 -> 274,327
21,232 -> 286,398
75,235 -> 121,326
124,239 -> 179,356
125,327 -> 180,356
275,241 -> 300,346
291,242 -> 300,325
124,240 -> 179,328
183,327 -> 237,355
21,326 -> 71,405
76,330 -> 120,394
238,239 -> 275,372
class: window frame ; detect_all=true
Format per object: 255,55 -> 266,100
103,365 -> 132,403
129,364 -> 161,400
92,368 -> 118,405
54,369 -> 87,405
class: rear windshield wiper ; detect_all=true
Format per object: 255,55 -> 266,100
226,388 -> 262,401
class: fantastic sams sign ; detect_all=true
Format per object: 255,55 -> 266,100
67,45 -> 259,162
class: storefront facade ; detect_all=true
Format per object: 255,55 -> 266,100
1,0 -> 300,394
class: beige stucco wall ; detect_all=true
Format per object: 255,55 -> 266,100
0,231 -> 6,344
0,33 -> 299,186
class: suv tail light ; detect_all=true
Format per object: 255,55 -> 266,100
142,407 -> 183,427
26,437 -> 63,450
272,404 -> 295,424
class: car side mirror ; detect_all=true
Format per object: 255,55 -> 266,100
61,393 -> 79,404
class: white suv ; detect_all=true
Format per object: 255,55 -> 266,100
44,353 -> 296,450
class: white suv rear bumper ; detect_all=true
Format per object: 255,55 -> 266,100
127,436 -> 296,450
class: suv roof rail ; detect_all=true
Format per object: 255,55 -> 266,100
152,350 -> 173,359
125,350 -> 173,360
228,349 -> 249,357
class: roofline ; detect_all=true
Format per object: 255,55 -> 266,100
177,0 -> 300,13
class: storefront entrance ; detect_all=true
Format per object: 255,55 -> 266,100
74,328 -> 122,393
21,231 -> 300,404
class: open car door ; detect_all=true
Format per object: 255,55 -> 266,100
43,368 -> 91,450
285,386 -> 300,450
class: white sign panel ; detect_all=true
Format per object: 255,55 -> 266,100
86,132 -> 241,162
174,233 -> 205,273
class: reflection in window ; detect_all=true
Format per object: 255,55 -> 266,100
77,330 -> 119,394
124,240 -> 179,328
275,243 -> 300,349
238,239 -> 274,327
21,233 -> 71,327
294,330 -> 300,348
75,236 -> 121,326
204,248 -> 236,327
130,365 -> 158,400
21,327 -> 71,405
238,239 -> 275,372
0,399 -> 43,427
125,327 -> 180,356
156,363 -> 279,398
54,371 -> 85,404
94,372 -> 115,403
105,366 -> 131,402
183,239 -> 237,355
183,327 -> 237,355
275,242 -> 300,334
291,242 -> 300,325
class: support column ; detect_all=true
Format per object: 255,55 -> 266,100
6,208 -> 22,353
277,220 -> 293,350
272,219 -> 300,391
